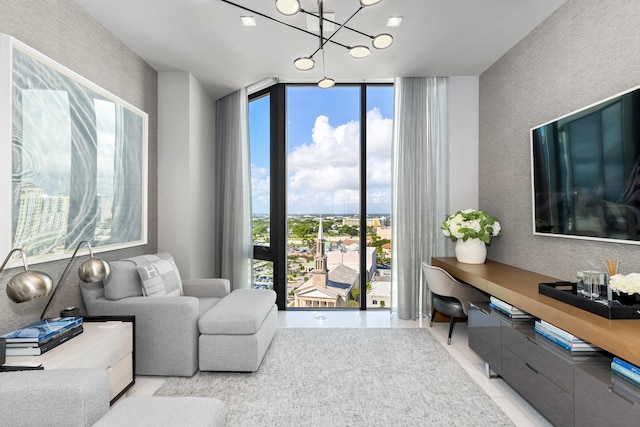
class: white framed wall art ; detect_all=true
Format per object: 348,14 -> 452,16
0,34 -> 148,265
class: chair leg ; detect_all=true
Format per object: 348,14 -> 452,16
447,316 -> 456,345
430,307 -> 436,327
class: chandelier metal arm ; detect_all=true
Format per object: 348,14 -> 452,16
301,6 -> 371,42
220,0 -> 350,50
304,2 -> 363,60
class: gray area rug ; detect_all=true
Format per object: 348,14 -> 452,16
155,328 -> 514,426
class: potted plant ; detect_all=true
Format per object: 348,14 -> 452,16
441,209 -> 501,264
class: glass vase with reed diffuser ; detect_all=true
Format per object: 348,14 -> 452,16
603,258 -> 620,303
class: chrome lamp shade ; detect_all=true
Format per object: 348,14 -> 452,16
40,240 -> 111,319
0,248 -> 53,303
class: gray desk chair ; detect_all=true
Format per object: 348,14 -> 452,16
422,262 -> 489,344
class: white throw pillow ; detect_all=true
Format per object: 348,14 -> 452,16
137,256 -> 183,297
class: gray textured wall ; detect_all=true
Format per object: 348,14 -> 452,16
0,0 -> 158,332
479,0 -> 640,281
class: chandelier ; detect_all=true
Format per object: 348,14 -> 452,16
221,0 -> 394,88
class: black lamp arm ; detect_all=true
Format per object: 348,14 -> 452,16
39,240 -> 92,319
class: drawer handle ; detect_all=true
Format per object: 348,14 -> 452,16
608,385 -> 637,405
525,363 -> 539,375
525,336 -> 539,346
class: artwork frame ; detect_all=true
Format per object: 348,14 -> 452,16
0,34 -> 148,265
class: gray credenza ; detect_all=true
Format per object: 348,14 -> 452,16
469,301 -> 639,427
432,258 -> 640,427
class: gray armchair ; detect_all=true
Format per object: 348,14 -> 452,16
80,253 -> 230,377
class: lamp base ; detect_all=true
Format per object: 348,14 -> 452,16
60,306 -> 80,317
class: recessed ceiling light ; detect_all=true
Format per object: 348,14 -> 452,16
387,16 -> 403,27
241,16 -> 257,26
306,12 -> 336,32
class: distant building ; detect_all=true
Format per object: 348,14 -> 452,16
13,185 -> 69,256
376,226 -> 391,240
294,218 -> 359,307
326,247 -> 377,281
342,217 -> 385,227
367,274 -> 391,308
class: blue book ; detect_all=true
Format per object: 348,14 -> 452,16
1,317 -> 83,343
613,357 -> 640,376
534,327 -> 571,351
611,361 -> 640,385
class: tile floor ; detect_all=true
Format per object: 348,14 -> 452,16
125,310 -> 552,427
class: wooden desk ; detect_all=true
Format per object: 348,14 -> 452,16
432,257 -> 640,366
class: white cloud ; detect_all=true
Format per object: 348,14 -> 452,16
251,165 -> 270,214
287,108 -> 392,214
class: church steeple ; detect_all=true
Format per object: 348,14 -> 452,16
313,217 -> 328,288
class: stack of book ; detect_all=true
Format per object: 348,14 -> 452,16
489,296 -> 533,319
534,320 -> 600,352
1,317 -> 83,356
611,357 -> 640,388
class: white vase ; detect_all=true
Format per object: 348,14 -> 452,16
455,238 -> 487,264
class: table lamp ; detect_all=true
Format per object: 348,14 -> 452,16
40,240 -> 111,319
0,248 -> 54,365
0,248 -> 53,303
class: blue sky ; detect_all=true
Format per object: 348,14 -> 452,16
250,85 -> 393,215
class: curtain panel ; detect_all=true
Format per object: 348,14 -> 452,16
391,77 -> 449,320
213,88 -> 252,290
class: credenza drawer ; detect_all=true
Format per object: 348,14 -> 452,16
574,361 -> 640,427
502,347 -> 574,427
502,324 -> 573,395
468,303 -> 502,375
108,353 -> 134,402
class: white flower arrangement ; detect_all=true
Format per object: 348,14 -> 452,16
609,273 -> 640,295
441,209 -> 501,244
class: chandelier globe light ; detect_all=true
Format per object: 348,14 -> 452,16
359,0 -> 383,6
372,33 -> 393,49
222,0 -> 393,88
349,45 -> 371,59
294,56 -> 316,71
318,77 -> 336,89
275,0 -> 301,16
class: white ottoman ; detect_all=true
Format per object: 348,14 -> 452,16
198,289 -> 277,372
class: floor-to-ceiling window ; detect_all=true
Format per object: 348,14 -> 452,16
249,83 -> 393,309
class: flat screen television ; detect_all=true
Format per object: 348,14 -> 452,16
531,85 -> 640,244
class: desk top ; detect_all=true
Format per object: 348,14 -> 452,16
432,257 -> 640,366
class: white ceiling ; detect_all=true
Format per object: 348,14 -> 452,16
74,0 -> 566,100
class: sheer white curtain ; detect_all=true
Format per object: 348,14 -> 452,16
391,77 -> 449,320
213,88 -> 252,289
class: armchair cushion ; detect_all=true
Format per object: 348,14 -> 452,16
137,257 -> 183,297
103,261 -> 143,301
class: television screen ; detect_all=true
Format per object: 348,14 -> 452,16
531,85 -> 640,244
